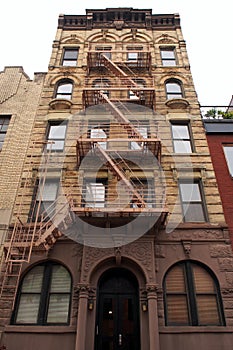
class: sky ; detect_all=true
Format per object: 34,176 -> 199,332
0,0 -> 232,106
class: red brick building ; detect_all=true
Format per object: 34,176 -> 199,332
204,119 -> 233,247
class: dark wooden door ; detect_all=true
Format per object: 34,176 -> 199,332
95,269 -> 140,350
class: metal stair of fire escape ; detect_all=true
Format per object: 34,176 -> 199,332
81,53 -> 159,210
0,143 -> 74,309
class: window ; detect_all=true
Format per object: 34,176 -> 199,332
92,79 -> 110,98
128,79 -> 145,100
62,48 -> 79,66
55,80 -> 73,100
131,179 -> 154,208
90,126 -> 108,149
32,178 -> 59,221
160,48 -> 176,66
46,122 -> 67,151
130,125 -> 148,150
179,180 -> 207,222
171,122 -> 193,153
0,116 -> 11,150
127,52 -> 139,61
165,79 -> 183,99
13,262 -> 72,325
126,46 -> 143,64
95,46 -> 112,60
223,145 -> 233,176
83,179 -> 106,208
164,261 -> 225,326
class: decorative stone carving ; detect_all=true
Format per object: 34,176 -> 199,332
182,240 -> 192,256
218,258 -> 233,272
101,29 -> 108,40
123,241 -> 154,282
115,247 -> 122,265
114,20 -> 124,29
82,246 -> 113,282
171,229 -> 224,240
210,245 -> 233,258
158,34 -> 173,44
146,284 -> 158,293
225,272 -> 233,286
131,28 -> 137,40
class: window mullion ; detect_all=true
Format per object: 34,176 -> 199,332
38,264 -> 52,325
186,262 -> 198,325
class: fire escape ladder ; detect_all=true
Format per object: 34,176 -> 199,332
34,193 -> 74,250
99,92 -> 145,140
94,143 -> 146,208
100,54 -> 142,99
0,142 -> 54,309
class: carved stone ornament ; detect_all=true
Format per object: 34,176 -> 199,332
101,29 -> 108,40
115,247 -> 122,265
76,283 -> 90,295
182,240 -> 192,256
114,20 -> 124,29
146,284 -> 158,293
158,34 -> 172,44
131,28 -> 137,40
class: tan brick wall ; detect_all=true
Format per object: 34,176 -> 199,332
0,67 -> 45,234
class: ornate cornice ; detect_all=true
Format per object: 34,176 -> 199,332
58,10 -> 180,30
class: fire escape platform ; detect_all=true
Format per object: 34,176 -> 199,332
76,138 -> 161,165
87,51 -> 152,72
82,88 -> 155,109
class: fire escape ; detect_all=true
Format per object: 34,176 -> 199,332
76,50 -> 168,219
0,49 -> 168,312
0,143 -> 74,310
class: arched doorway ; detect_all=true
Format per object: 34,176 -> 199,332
95,268 -> 140,350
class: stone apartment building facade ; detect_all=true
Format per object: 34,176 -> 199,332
1,8 -> 233,350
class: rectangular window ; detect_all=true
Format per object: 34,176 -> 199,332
32,178 -> 59,221
131,179 -> 155,208
88,121 -> 109,150
62,48 -> 78,66
130,126 -> 148,150
83,179 -> 106,208
161,48 -> 176,66
46,122 -> 67,151
171,122 -> 193,153
179,181 -> 207,222
0,115 -> 11,150
223,145 -> 233,176
95,46 -> 112,60
127,52 -> 138,61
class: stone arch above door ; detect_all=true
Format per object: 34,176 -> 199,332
80,240 -> 156,286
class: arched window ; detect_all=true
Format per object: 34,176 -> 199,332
165,79 -> 183,99
163,261 -> 225,326
55,80 -> 73,100
12,262 -> 72,325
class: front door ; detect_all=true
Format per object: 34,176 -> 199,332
95,268 -> 140,350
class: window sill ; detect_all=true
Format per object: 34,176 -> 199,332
165,98 -> 189,109
159,326 -> 231,333
49,98 -> 73,110
5,325 -> 76,333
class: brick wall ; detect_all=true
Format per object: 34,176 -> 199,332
206,134 -> 233,247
